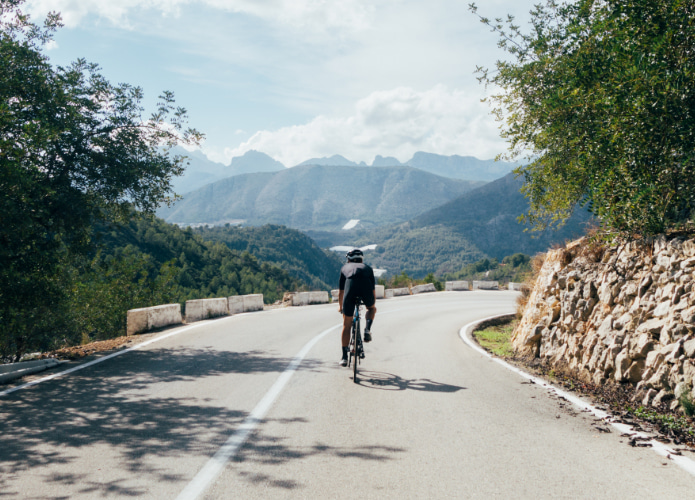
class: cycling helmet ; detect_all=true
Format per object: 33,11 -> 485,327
346,248 -> 364,262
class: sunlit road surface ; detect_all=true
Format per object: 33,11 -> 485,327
2,291 -> 694,499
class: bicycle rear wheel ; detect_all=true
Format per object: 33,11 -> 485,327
353,319 -> 359,383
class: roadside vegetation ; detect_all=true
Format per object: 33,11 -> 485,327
473,321 -> 516,357
471,0 -> 695,238
0,2 -> 301,362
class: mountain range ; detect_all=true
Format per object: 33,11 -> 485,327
342,173 -> 593,276
170,149 -> 517,193
158,165 -> 482,231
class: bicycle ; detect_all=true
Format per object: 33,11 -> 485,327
348,298 -> 365,383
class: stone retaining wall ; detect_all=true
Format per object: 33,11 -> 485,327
513,235 -> 695,411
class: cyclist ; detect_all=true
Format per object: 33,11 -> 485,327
338,248 -> 377,366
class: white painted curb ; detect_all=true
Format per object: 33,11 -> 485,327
460,314 -> 695,478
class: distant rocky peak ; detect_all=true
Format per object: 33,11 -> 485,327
230,150 -> 285,170
372,155 -> 404,167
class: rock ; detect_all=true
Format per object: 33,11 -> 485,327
663,323 -> 689,344
652,390 -> 674,406
643,388 -> 657,405
614,349 -> 632,381
598,315 -> 613,340
645,350 -> 665,370
638,274 -> 653,297
614,312 -> 632,330
636,317 -> 667,336
623,281 -> 638,297
682,306 -> 695,324
680,257 -> 695,269
626,359 -> 646,383
632,333 -> 654,359
653,301 -> 672,317
683,339 -> 695,358
646,364 -> 670,390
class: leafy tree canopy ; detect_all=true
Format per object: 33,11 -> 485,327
0,0 -> 202,359
471,0 -> 695,237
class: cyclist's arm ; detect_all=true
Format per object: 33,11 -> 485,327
338,289 -> 344,314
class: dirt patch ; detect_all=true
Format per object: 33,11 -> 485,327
37,336 -> 139,360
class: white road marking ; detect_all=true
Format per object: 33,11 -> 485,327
0,314 -> 252,397
175,323 -> 340,500
460,314 -> 695,478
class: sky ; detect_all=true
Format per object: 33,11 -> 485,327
25,0 -> 537,167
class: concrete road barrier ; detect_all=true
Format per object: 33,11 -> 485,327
411,283 -> 436,294
386,287 -> 410,297
228,295 -> 244,314
446,280 -> 469,291
331,289 -> 340,301
309,291 -> 329,304
127,304 -> 182,335
185,298 -> 228,323
291,291 -> 330,306
375,285 -> 385,299
508,282 -> 526,291
0,358 -> 64,384
473,280 -> 499,290
242,294 -> 264,312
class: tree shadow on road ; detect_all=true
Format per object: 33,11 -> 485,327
231,421 -> 407,492
354,371 -> 467,392
0,347 -> 323,498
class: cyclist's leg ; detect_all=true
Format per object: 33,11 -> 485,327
363,291 -> 376,338
341,314 -> 352,347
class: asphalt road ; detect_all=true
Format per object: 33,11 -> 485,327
2,291 -> 695,499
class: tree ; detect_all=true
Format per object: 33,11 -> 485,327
0,0 -> 202,360
471,0 -> 695,237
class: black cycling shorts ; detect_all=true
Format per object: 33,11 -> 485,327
342,279 -> 375,316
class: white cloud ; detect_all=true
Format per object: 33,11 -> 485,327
26,0 -> 377,36
220,86 -> 506,167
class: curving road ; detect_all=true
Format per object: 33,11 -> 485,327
1,291 -> 695,499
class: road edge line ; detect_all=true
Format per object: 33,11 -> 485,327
459,314 -> 695,477
0,314 -> 253,397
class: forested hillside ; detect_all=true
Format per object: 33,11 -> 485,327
348,173 -> 592,277
196,224 -> 343,290
157,165 -> 482,230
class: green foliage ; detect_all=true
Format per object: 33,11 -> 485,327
680,391 -> 695,417
423,273 -> 443,291
96,216 -> 302,305
631,406 -> 695,437
474,322 -> 516,357
196,224 -> 342,290
0,0 -> 201,360
471,0 -> 695,236
447,253 -> 532,285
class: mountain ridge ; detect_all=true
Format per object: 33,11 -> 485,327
157,165 -> 482,231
